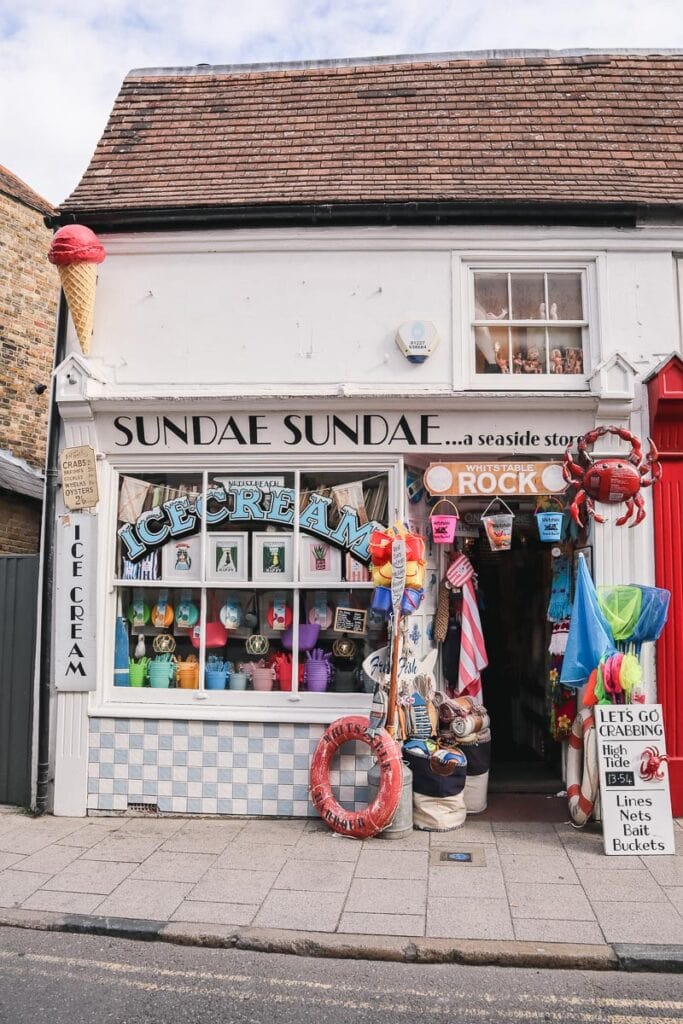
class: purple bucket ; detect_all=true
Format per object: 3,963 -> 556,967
281,623 -> 320,651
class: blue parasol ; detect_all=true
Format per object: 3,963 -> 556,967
560,554 -> 616,688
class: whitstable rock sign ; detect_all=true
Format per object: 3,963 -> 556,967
595,705 -> 675,856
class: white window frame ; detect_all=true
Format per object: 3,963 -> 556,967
457,257 -> 599,391
92,451 -> 403,723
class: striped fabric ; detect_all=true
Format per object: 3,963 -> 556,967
457,579 -> 488,703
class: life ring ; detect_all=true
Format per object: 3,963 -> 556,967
310,716 -> 403,839
566,708 -> 599,827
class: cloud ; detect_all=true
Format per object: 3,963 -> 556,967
2,0 -> 682,205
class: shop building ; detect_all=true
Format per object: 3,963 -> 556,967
45,51 -> 683,817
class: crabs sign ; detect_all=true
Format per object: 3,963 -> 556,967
563,426 -> 661,527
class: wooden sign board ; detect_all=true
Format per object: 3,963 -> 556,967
424,461 -> 566,497
60,445 -> 99,510
595,704 -> 676,856
55,514 -> 97,691
333,606 -> 368,636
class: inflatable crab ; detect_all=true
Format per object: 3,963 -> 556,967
563,425 -> 661,528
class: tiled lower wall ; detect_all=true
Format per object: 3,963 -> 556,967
87,718 -> 372,816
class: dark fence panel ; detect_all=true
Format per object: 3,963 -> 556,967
0,556 -> 39,806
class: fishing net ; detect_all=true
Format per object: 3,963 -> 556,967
630,586 -> 671,653
598,586 -> 642,643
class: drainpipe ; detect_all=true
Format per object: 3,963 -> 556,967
34,295 -> 68,814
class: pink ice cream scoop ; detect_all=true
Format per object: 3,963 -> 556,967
48,225 -> 106,353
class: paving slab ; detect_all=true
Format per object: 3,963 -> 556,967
428,864 -> 507,899
427,896 -> 514,940
11,845 -> 83,876
253,890 -> 345,932
0,869 -> 51,908
499,852 -> 580,885
21,890 -> 105,915
664,886 -> 683,913
644,855 -> 683,887
212,842 -> 290,873
0,852 -> 25,871
592,900 -> 683,944
96,878 -> 191,920
344,876 -> 427,915
507,882 -> 596,921
83,835 -> 165,863
355,848 -> 428,880
580,868 -> 669,903
292,833 -> 362,861
339,912 -> 425,936
513,918 -> 606,944
161,825 -> 243,855
42,859 -> 135,895
131,850 -> 217,883
274,858 -> 355,893
188,868 -> 278,905
235,821 -> 307,846
170,900 -> 258,926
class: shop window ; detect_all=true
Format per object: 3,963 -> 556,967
113,468 -> 390,703
472,269 -> 588,382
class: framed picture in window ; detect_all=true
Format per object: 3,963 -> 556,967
161,535 -> 201,581
299,535 -> 342,583
207,532 -> 248,582
252,533 -> 294,582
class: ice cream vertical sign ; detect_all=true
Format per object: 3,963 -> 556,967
48,225 -> 106,354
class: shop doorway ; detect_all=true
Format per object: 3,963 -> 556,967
455,501 -> 564,794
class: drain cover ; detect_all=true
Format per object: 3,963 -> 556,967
430,847 -> 486,866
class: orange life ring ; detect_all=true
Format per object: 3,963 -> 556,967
310,716 -> 403,839
566,708 -> 599,827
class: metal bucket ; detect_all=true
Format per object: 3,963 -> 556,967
367,759 -> 413,839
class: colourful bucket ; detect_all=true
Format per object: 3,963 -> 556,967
205,669 -> 228,690
536,510 -> 564,542
481,499 -> 515,552
430,499 -> 459,544
176,658 -> 199,689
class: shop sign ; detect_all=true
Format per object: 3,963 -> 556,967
55,514 -> 97,692
595,705 -> 675,856
100,411 -> 593,455
118,485 -> 380,564
424,461 -> 567,497
60,445 -> 99,510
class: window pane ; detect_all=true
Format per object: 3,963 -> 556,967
548,328 -> 584,374
207,472 -> 296,584
510,273 -> 545,320
300,588 -> 385,694
475,325 -> 509,373
547,273 -> 583,320
511,328 -> 547,374
474,273 -> 509,320
120,586 -> 202,688
300,469 -> 389,533
117,473 -> 202,580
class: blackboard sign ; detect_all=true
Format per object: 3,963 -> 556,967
333,607 -> 368,636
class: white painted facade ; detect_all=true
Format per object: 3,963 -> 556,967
51,223 -> 683,816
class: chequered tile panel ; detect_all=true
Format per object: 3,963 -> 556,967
87,718 -> 372,817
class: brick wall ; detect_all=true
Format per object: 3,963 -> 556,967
0,192 -> 59,472
0,490 -> 42,554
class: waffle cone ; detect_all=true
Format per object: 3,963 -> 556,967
58,262 -> 98,353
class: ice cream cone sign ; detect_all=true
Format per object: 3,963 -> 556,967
48,226 -> 106,354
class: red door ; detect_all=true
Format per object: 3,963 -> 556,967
648,354 -> 683,815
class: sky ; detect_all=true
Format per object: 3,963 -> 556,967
2,0 -> 683,206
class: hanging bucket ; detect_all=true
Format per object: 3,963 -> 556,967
536,498 -> 565,542
430,499 -> 459,544
481,498 -> 514,552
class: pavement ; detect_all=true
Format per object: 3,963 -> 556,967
0,806 -> 682,972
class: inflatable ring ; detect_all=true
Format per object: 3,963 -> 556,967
567,708 -> 599,827
310,715 -> 403,839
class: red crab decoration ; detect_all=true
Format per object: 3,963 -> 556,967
640,746 -> 668,782
563,426 -> 661,528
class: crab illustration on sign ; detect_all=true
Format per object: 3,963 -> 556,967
562,425 -> 661,527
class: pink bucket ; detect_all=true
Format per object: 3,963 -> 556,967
430,499 -> 459,544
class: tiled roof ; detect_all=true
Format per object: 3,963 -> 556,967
0,165 -> 54,215
60,51 -> 683,217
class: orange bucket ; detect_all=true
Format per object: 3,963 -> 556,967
176,656 -> 199,689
